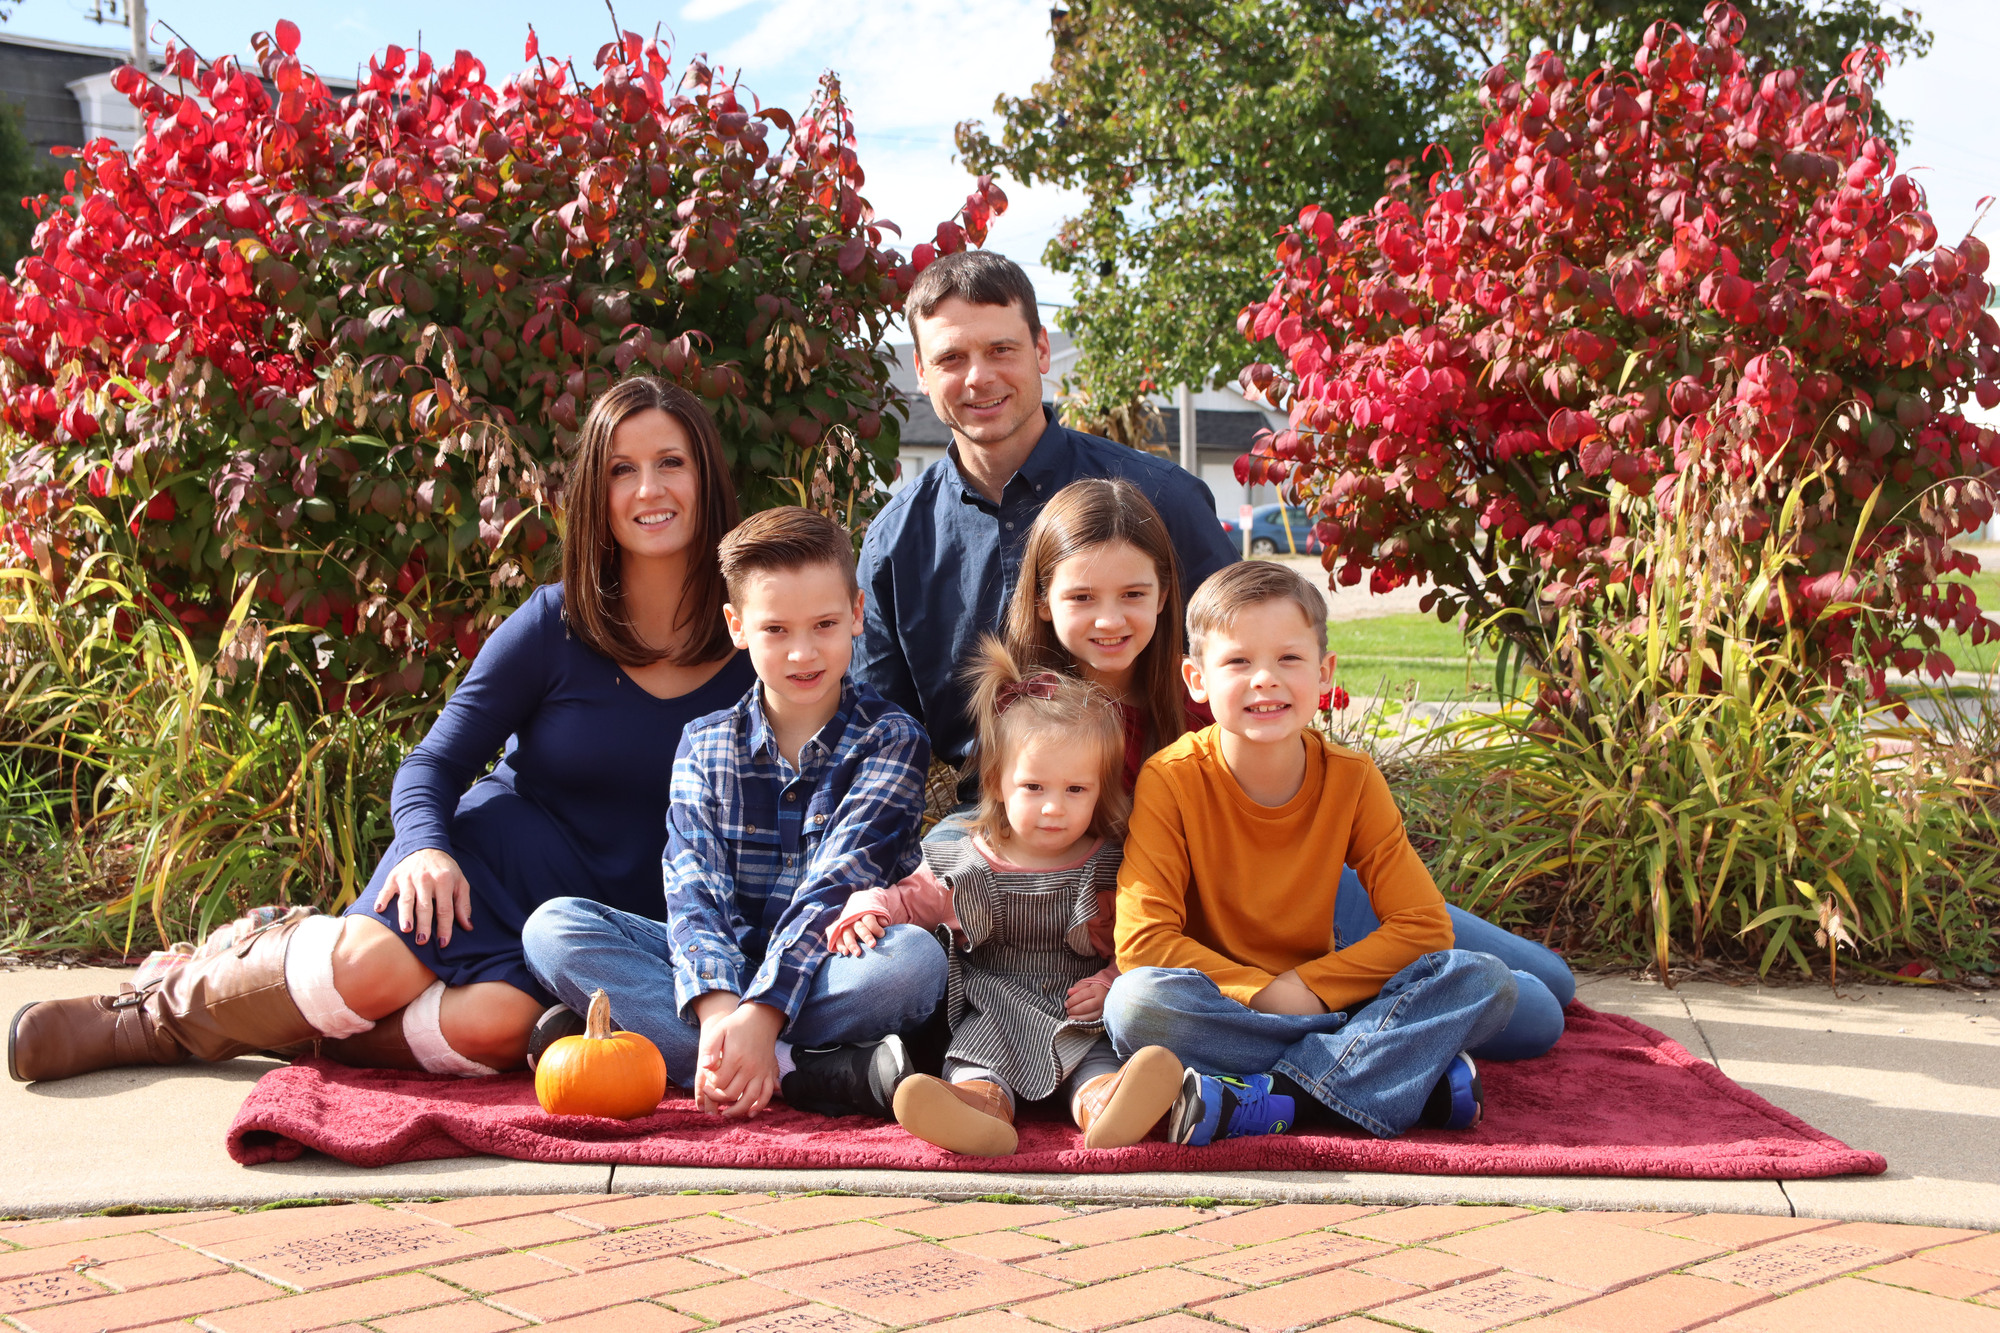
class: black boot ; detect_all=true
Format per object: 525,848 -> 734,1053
525,1004 -> 587,1072
780,1034 -> 912,1118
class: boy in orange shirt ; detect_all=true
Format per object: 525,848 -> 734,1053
1109,561 -> 1517,1144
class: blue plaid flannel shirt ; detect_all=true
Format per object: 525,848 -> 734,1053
663,676 -> 929,1022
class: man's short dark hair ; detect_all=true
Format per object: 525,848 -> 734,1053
718,506 -> 858,603
905,251 -> 1041,359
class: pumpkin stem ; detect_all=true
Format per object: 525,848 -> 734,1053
585,989 -> 613,1041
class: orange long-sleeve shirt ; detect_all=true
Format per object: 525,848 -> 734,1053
1115,726 -> 1452,1013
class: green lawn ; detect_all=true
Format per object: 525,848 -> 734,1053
1326,614 -> 1496,703
1323,557 -> 2000,704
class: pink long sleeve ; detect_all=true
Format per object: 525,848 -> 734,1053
827,863 -> 960,943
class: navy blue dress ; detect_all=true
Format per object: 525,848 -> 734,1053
345,583 -> 756,999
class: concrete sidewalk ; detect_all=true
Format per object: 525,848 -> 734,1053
2,966 -> 1995,1225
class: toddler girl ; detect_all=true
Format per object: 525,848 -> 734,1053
829,641 -> 1183,1156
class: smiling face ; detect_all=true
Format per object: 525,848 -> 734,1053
1039,540 -> 1163,696
606,408 -> 703,563
724,562 -> 865,719
1184,598 -> 1335,748
998,731 -> 1105,861
912,296 -> 1052,460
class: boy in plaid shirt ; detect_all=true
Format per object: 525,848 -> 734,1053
524,507 -> 942,1119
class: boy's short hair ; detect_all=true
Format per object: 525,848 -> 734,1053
1185,560 -> 1329,660
906,251 -> 1042,359
717,507 -> 858,602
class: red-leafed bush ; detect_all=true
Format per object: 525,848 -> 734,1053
0,23 -> 1005,699
1236,1 -> 1999,698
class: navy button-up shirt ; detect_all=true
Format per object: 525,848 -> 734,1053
855,409 -> 1238,774
664,677 -> 929,1021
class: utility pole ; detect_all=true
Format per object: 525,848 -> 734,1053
1176,383 -> 1196,474
129,0 -> 147,68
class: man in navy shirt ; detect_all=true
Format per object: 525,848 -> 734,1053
856,252 -> 1237,778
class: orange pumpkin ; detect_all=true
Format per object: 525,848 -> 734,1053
533,989 -> 668,1119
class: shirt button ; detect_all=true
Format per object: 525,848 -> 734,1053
1004,521 -> 1014,531
785,791 -> 796,802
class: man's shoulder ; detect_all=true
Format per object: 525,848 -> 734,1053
862,459 -> 953,542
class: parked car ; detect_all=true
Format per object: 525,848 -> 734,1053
1218,503 -> 1323,556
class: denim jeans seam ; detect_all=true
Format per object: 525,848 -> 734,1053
1320,950 -> 1436,1085
1273,1056 -> 1393,1137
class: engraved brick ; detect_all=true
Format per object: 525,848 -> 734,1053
1181,1230 -> 1392,1285
1193,1267 -> 1419,1333
1018,1232 -> 1226,1284
533,1214 -> 762,1272
759,1241 -> 1063,1323
178,1209 -> 501,1292
1368,1271 -> 1595,1333
1687,1234 -> 1898,1293
10,1272 -> 281,1333
0,1269 -> 111,1314
1181,1204 -> 1383,1247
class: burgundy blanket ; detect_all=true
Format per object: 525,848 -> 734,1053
226,1003 -> 1884,1179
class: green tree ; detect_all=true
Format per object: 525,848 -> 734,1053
959,0 -> 1930,426
0,99 -> 56,276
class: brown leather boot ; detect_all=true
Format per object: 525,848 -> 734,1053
7,914 -> 317,1083
1072,1045 -> 1183,1148
319,1007 -> 424,1071
892,1075 -> 1018,1156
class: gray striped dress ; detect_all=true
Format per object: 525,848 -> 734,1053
929,836 -> 1121,1100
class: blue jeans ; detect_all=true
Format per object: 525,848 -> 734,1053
1335,867 -> 1573,1060
521,898 -> 948,1088
1103,951 -> 1517,1138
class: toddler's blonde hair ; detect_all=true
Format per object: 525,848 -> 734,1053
965,637 -> 1130,846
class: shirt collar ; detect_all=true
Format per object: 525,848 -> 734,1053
946,408 -> 1070,508
744,676 -> 858,773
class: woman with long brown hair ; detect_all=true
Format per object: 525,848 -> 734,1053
11,379 -> 755,1083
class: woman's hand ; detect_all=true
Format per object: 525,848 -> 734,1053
829,912 -> 890,957
373,847 -> 473,947
1249,969 -> 1329,1016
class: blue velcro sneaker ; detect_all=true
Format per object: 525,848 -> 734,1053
1440,1053 -> 1482,1130
1167,1070 -> 1296,1146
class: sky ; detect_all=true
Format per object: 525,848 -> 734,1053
3,0 -> 1996,317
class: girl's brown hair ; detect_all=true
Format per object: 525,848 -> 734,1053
559,377 -> 738,667
1002,478 -> 1189,762
967,638 -> 1130,847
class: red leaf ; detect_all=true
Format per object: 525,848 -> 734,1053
274,19 -> 301,55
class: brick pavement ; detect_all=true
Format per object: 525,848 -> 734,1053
1,1194 -> 1996,1333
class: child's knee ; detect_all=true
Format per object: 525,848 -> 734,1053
1102,968 -> 1181,1047
1473,972 -> 1564,1061
870,925 -> 948,1013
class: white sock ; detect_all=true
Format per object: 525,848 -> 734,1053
404,980 -> 499,1077
282,915 -> 376,1040
774,1040 -> 796,1078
